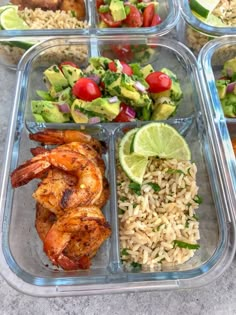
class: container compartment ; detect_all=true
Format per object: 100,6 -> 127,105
178,0 -> 236,55
0,36 -> 236,296
17,36 -> 200,125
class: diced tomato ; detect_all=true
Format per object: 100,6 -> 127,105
143,4 -> 155,27
150,14 -> 162,26
124,4 -> 143,27
100,12 -> 122,27
108,61 -> 133,75
111,44 -> 134,62
72,78 -> 101,101
96,0 -> 104,9
145,71 -> 172,93
59,61 -> 78,71
113,103 -> 136,122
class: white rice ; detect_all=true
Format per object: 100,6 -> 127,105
117,158 -> 200,272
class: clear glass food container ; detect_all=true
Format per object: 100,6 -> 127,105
0,36 -> 235,297
177,0 -> 236,55
0,0 -> 179,69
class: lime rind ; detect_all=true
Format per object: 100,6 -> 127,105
189,0 -> 220,19
119,128 -> 148,184
133,122 -> 191,161
0,7 -> 29,30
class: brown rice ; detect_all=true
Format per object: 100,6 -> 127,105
117,158 -> 200,272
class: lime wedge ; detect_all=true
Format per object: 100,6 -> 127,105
192,11 -> 225,27
133,122 -> 191,161
0,7 -> 29,30
0,5 -> 18,14
189,0 -> 220,19
119,128 -> 149,185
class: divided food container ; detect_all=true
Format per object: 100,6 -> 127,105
177,0 -> 236,55
0,0 -> 179,69
199,35 -> 236,191
0,36 -> 236,296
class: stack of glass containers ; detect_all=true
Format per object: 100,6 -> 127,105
0,1 -> 236,297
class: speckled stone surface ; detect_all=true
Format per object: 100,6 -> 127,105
0,64 -> 236,315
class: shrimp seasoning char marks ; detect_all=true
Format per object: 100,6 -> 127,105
10,129 -> 111,270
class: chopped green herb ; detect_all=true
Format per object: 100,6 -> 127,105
193,195 -> 203,204
118,208 -> 125,215
152,224 -> 164,232
166,169 -> 185,175
173,240 -> 200,250
70,10 -> 76,17
129,182 -> 141,196
187,167 -> 192,176
53,65 -> 59,73
147,182 -> 161,192
192,214 -> 199,221
120,196 -> 128,202
133,203 -> 138,208
121,248 -> 129,256
185,220 -> 190,228
131,262 -> 142,271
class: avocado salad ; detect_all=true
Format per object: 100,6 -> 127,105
215,57 -> 236,118
97,0 -> 161,28
32,56 -> 183,123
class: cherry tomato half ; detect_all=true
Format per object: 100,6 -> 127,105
108,61 -> 133,76
72,78 -> 102,101
124,4 -> 143,27
100,12 -> 122,27
145,71 -> 172,93
111,44 -> 134,62
150,14 -> 162,27
113,103 -> 136,122
59,61 -> 78,71
143,4 -> 155,27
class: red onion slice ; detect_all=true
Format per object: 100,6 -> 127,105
87,74 -> 101,85
57,103 -> 71,113
108,96 -> 119,103
88,117 -> 101,124
134,81 -> 146,93
226,82 -> 236,93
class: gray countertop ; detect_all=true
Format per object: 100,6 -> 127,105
0,65 -> 236,315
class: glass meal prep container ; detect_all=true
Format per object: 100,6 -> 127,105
0,36 -> 235,297
0,0 -> 179,69
177,0 -> 236,55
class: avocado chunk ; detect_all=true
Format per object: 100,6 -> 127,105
216,80 -> 229,100
43,65 -> 69,92
36,90 -> 54,101
61,65 -> 83,87
89,57 -> 112,69
71,100 -> 89,123
109,0 -> 126,22
57,87 -> 73,105
141,64 -> 154,78
159,68 -> 183,102
72,97 -> 120,121
151,103 -> 176,120
221,93 -> 236,117
31,100 -> 70,123
103,71 -> 152,107
223,57 -> 236,78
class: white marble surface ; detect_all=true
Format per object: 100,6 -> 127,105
0,65 -> 236,315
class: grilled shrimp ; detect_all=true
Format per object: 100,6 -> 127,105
43,206 -> 111,270
31,141 -> 105,175
35,202 -> 56,241
11,149 -> 103,208
29,129 -> 103,154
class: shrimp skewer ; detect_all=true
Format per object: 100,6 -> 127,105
11,149 -> 103,209
29,129 -> 103,154
43,206 -> 111,270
